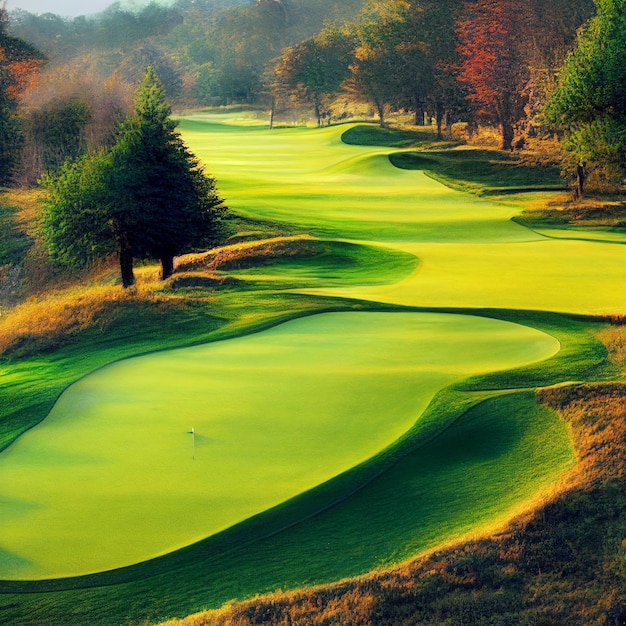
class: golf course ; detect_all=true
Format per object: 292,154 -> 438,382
0,112 -> 624,624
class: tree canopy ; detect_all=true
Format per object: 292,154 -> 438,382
42,67 -> 228,288
273,25 -> 356,127
543,0 -> 626,196
0,5 -> 45,184
456,0 -> 530,150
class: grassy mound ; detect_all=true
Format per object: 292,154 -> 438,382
341,124 -> 441,148
389,149 -> 565,195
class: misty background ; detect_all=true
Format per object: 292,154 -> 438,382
6,0 -> 172,17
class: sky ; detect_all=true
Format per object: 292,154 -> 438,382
6,0 -> 172,17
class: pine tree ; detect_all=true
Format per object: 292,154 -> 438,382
42,67 -> 227,288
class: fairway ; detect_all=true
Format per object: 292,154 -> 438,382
180,114 -> 626,315
0,312 -> 559,579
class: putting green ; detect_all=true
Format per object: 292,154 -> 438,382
0,312 -> 559,579
180,115 -> 626,315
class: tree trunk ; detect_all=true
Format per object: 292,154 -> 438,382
436,104 -> 445,139
576,163 -> 586,199
160,254 -> 175,280
413,93 -> 424,126
499,93 -> 514,150
269,95 -> 276,130
376,102 -> 385,127
119,233 -> 135,289
501,119 -> 514,151
314,102 -> 322,128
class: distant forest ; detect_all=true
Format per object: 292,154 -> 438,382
8,0 -> 368,103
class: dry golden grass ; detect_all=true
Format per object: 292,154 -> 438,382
0,187 -> 45,236
597,322 -> 626,371
0,234 -> 322,358
175,235 -> 318,273
0,266 -> 167,358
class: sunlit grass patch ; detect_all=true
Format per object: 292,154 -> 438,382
175,236 -> 418,289
2,114 -> 626,625
341,124 -> 443,148
0,276 -> 161,358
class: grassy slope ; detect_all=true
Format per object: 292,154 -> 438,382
0,121 -> 624,624
181,117 -> 626,315
0,314 -> 609,626
163,377 -> 626,626
157,127 -> 626,626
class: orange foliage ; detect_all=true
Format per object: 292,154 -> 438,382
6,58 -> 45,99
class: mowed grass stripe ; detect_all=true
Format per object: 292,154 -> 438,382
1,115 -> 620,625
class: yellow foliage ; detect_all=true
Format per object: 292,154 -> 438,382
176,235 -> 318,272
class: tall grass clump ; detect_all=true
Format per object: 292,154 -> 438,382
0,276 -> 164,359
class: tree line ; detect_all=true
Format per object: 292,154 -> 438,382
10,0 -> 618,190
273,0 -> 594,143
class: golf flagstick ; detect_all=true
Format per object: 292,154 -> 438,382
192,427 -> 195,460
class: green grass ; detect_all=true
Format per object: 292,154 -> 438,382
389,148 -> 565,195
180,118 -> 626,315
215,240 -> 419,289
1,114 -> 625,624
341,124 -> 442,148
0,312 -> 559,580
0,202 -> 30,265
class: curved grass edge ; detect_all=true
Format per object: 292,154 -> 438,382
337,124 -> 565,197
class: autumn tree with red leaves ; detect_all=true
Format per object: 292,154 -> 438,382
456,0 -> 529,149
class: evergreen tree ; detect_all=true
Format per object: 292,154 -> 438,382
42,67 -> 228,288
543,0 -> 626,197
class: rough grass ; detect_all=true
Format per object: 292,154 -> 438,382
518,196 -> 626,226
174,237 -> 419,291
0,203 -> 29,266
389,149 -> 565,195
338,124 -> 564,194
176,235 -> 321,271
